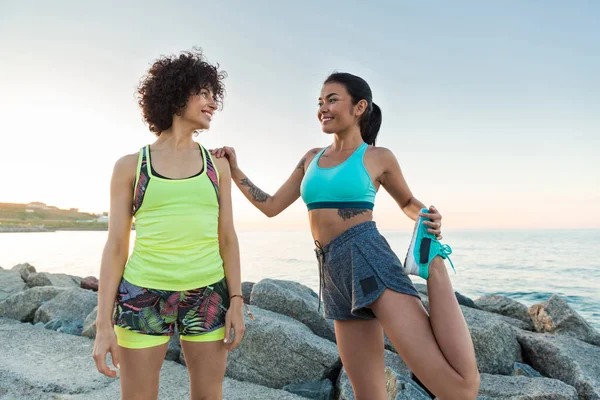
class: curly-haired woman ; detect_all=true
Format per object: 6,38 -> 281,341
92,49 -> 245,400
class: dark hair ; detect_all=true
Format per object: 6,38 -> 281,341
136,48 -> 227,135
324,72 -> 382,145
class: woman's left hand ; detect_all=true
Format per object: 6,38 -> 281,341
224,298 -> 246,351
420,205 -> 443,240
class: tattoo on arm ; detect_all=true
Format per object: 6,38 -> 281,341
337,208 -> 368,221
296,157 -> 307,170
240,178 -> 270,202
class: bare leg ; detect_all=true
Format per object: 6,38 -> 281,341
427,257 -> 478,378
334,319 -> 388,400
119,343 -> 168,400
181,339 -> 228,400
370,258 -> 479,400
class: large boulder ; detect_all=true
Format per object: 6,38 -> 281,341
0,286 -> 67,322
0,270 -> 28,302
33,288 -> 97,327
283,379 -> 334,400
513,362 -> 542,378
475,295 -> 533,327
81,306 -> 97,339
166,331 -> 181,362
0,317 -> 307,399
461,306 -> 522,375
455,291 -> 479,309
0,317 -> 113,395
336,350 -> 413,400
517,330 -> 600,399
225,306 -> 340,389
80,276 -> 99,291
26,272 -> 80,288
11,262 -> 36,281
476,373 -> 578,399
250,278 -> 336,342
385,368 -> 434,399
241,281 -> 255,304
41,357 -> 307,400
528,295 -> 600,346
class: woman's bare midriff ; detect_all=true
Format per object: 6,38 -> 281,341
308,209 -> 374,247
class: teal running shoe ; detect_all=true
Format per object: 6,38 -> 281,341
403,208 -> 455,280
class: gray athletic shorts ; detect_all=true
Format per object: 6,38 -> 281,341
315,221 -> 420,320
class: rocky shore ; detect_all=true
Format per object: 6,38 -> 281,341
0,263 -> 598,399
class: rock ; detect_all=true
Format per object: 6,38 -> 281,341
414,284 -> 477,309
69,275 -> 82,286
498,315 -> 534,331
513,362 -> 542,378
336,350 -> 413,400
242,281 -> 254,304
0,317 -> 307,399
517,330 -> 600,400
385,368 -> 433,399
0,270 -> 28,302
529,294 -> 600,346
455,291 -> 479,309
283,379 -> 334,400
82,306 -> 97,338
0,286 -> 67,322
475,295 -> 532,325
11,262 -> 36,281
50,359 -> 307,400
80,276 -> 99,291
0,317 -> 113,395
384,349 -> 412,377
33,288 -> 97,327
336,368 -> 355,400
45,319 -> 84,336
413,283 -> 428,297
26,272 -> 80,288
250,278 -> 336,342
384,334 -> 395,352
166,331 -> 181,362
225,306 -> 340,389
461,306 -> 522,375
222,377 -> 308,400
476,373 -> 578,399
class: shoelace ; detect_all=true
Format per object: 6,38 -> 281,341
438,243 -> 456,274
314,240 -> 325,313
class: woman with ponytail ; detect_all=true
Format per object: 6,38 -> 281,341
212,72 -> 480,400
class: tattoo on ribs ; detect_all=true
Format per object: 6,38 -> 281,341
240,178 -> 270,202
337,208 -> 368,221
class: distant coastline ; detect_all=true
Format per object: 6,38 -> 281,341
0,225 -> 110,233
0,201 -> 109,233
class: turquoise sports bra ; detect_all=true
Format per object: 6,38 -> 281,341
300,142 -> 377,211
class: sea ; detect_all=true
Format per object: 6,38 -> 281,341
1,229 -> 598,329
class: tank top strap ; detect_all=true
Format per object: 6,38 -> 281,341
354,142 -> 369,158
201,144 -> 220,203
132,145 -> 151,216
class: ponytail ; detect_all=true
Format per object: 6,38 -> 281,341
324,72 -> 382,146
360,102 -> 382,146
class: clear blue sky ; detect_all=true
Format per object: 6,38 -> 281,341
1,0 -> 598,229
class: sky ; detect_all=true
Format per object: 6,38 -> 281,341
1,0 -> 599,230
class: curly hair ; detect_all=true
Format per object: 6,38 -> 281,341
136,48 -> 227,135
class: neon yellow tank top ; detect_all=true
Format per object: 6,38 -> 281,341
123,143 -> 225,291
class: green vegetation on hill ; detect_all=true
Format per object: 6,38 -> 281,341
0,202 -> 108,231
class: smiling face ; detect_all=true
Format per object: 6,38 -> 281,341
318,82 -> 368,134
181,87 -> 217,130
